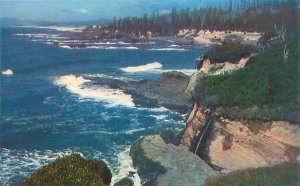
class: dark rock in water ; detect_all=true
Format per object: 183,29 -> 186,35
121,71 -> 192,113
68,43 -> 86,48
130,135 -> 218,186
128,171 -> 136,177
114,177 -> 134,186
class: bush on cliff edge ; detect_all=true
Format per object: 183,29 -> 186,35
22,154 -> 112,186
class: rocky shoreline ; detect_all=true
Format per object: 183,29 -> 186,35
54,26 -> 261,49
124,56 -> 300,186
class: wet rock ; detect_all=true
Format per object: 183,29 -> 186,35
114,177 -> 134,186
130,135 -> 218,186
181,103 -> 300,173
122,71 -> 192,112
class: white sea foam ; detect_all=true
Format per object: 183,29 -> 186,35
1,69 -> 14,76
16,26 -> 85,32
53,74 -> 135,107
150,114 -> 168,121
120,62 -> 163,73
14,33 -> 65,39
124,128 -> 146,134
111,147 -> 141,186
86,46 -> 139,50
169,44 -> 180,47
163,69 -> 196,76
59,45 -> 72,49
147,47 -> 187,51
84,73 -> 133,82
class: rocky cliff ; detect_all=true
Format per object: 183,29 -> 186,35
130,57 -> 299,185
181,103 -> 300,173
181,63 -> 300,173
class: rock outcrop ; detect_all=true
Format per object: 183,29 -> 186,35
122,71 -> 192,112
130,135 -> 218,186
199,57 -> 250,75
181,103 -> 300,173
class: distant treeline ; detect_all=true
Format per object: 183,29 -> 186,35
108,0 -> 299,36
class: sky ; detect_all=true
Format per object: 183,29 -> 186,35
0,0 -> 230,22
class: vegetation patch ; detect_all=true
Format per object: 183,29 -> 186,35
23,154 -> 112,186
205,162 -> 300,186
195,24 -> 299,123
204,42 -> 257,64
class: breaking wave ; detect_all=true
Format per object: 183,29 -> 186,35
1,69 -> 14,76
120,62 -> 163,73
147,47 -> 187,51
53,74 -> 135,107
111,147 -> 141,186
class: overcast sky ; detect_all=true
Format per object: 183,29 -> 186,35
0,0 -> 231,22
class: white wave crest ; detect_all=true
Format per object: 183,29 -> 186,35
124,128 -> 146,134
59,45 -> 72,49
54,74 -> 135,107
86,46 -> 139,50
111,147 -> 141,186
147,47 -> 187,51
163,69 -> 196,76
2,69 -> 14,76
150,114 -> 168,121
16,26 -> 85,32
84,73 -> 133,82
121,62 -> 162,73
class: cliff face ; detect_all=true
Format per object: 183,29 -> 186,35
181,93 -> 300,173
180,58 -> 300,173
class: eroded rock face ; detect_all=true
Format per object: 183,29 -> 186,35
200,57 -> 250,75
181,104 -> 300,173
207,119 -> 300,172
130,135 -> 217,186
180,103 -> 207,148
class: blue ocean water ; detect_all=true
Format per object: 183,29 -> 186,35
0,27 -> 205,185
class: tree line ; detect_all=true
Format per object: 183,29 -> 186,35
106,0 -> 298,37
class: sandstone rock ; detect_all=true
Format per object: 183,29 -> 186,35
130,135 -> 217,186
181,103 -> 300,173
200,57 -> 249,75
206,119 -> 300,172
181,103 -> 206,148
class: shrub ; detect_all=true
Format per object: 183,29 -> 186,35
198,24 -> 299,110
204,42 -> 257,64
22,154 -> 112,186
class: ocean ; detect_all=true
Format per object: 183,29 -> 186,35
0,26 -> 206,185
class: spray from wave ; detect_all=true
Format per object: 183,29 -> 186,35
120,62 -> 162,73
1,69 -> 14,76
53,74 -> 135,107
111,147 -> 141,186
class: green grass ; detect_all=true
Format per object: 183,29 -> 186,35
196,24 -> 299,122
22,154 -> 112,186
205,162 -> 300,186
